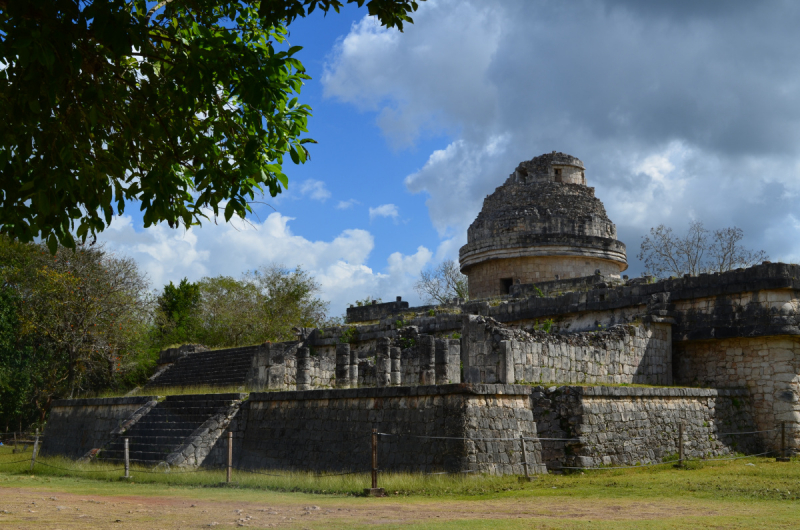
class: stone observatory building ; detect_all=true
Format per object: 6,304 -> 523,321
459,151 -> 628,299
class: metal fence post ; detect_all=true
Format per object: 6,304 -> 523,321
123,438 -> 131,479
30,429 -> 39,472
674,422 -> 684,468
777,422 -> 790,462
227,431 -> 233,483
518,434 -> 533,482
364,428 -> 384,496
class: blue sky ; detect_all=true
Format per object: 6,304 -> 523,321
101,0 -> 800,316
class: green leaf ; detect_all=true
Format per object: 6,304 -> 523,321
0,0 -> 422,246
46,234 -> 58,254
224,200 -> 235,222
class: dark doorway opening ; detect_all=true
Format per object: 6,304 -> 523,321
500,278 -> 513,294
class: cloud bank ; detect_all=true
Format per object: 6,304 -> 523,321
100,214 -> 432,314
324,0 -> 800,269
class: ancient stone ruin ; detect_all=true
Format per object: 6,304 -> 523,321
42,152 -> 799,475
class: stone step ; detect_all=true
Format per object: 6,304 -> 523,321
146,348 -> 259,388
99,396 -> 242,464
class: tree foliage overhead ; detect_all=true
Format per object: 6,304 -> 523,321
414,259 -> 468,305
0,0 -> 423,252
638,221 -> 768,278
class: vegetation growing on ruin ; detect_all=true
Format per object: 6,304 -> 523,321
338,326 -> 359,344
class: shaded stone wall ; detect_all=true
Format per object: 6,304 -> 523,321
345,298 -> 409,323
204,384 -> 545,475
462,316 -> 672,386
466,255 -> 622,298
675,335 -> 800,451
40,397 -> 157,459
40,385 -> 764,472
531,386 -> 760,470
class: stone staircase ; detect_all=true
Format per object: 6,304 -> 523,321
145,346 -> 260,389
98,394 -> 244,465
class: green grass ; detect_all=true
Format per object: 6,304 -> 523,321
1,445 -> 799,501
3,446 -> 800,529
79,384 -> 253,399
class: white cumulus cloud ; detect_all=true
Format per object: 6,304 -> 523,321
298,179 -> 332,202
336,198 -> 360,210
368,203 -> 399,221
323,0 -> 800,273
99,212 -> 433,312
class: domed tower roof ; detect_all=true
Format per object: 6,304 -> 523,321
459,152 -> 627,298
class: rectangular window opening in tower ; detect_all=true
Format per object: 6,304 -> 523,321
500,278 -> 513,294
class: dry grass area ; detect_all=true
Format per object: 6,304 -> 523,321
1,478 -> 797,530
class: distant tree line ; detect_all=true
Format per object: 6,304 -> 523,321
0,237 -> 329,432
155,265 -> 328,349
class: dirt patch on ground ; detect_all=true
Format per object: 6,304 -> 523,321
0,486 -> 726,529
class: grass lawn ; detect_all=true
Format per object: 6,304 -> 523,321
0,445 -> 798,528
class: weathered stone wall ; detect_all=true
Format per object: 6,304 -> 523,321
509,273 -> 624,299
465,256 -> 623,298
204,384 -> 546,475
242,328 -> 462,391
346,298 -> 409,323
675,336 -> 800,451
531,386 -> 760,470
462,316 -> 672,386
40,397 -> 157,459
474,263 -> 800,337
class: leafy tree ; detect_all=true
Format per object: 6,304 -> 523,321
414,259 -> 468,304
248,263 -> 328,340
195,275 -> 261,347
0,0 -> 423,251
0,287 -> 35,431
187,263 -> 328,347
638,221 -> 768,278
156,277 -> 201,346
0,238 -> 152,402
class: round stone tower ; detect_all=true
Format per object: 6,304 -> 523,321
459,151 -> 628,299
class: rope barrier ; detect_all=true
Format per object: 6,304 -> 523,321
378,428 -> 773,443
0,459 -> 32,466
0,422 -> 789,486
33,461 -> 126,473
378,432 -> 581,442
714,429 -> 777,436
560,450 -> 778,470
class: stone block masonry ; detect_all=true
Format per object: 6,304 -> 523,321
675,335 -> 800,452
204,384 -> 546,475
40,396 -> 157,459
531,386 -> 761,470
40,383 -> 766,472
462,315 -> 672,386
